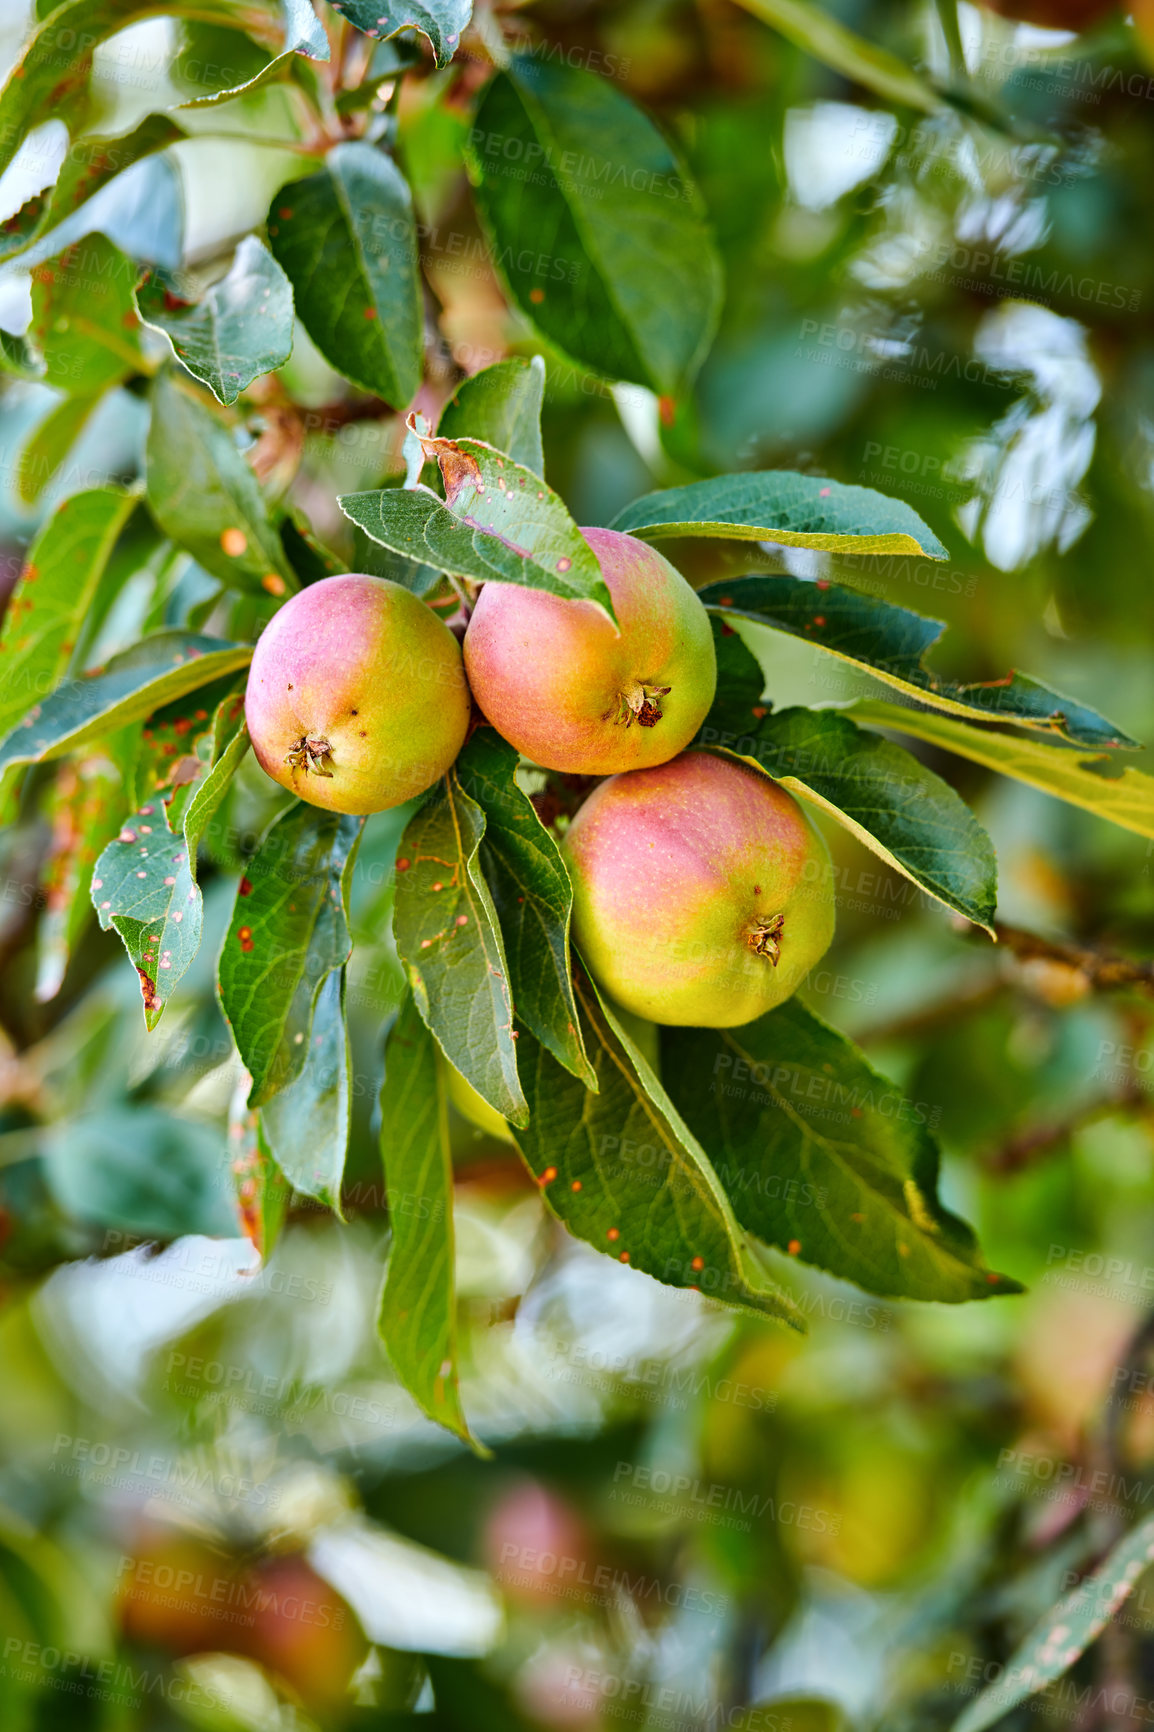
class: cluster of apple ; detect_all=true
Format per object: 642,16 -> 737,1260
244,527 -> 835,1029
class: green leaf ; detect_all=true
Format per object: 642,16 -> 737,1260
335,0 -> 471,67
217,802 -> 363,1108
261,968 -> 352,1210
702,576 -> 1134,749
0,487 -> 137,745
35,731 -> 137,1003
229,1085 -> 291,1263
136,238 -> 294,406
267,143 -> 422,407
952,1514 -> 1154,1732
0,632 -> 251,775
732,0 -> 944,115
378,992 -> 482,1448
0,328 -> 45,381
393,770 -> 528,1128
437,356 -> 546,478
3,116 -> 185,268
0,1 -> 325,181
29,234 -> 143,395
0,192 -> 54,267
851,699 -> 1154,841
16,393 -> 104,506
703,617 -> 767,736
181,0 -> 331,107
704,707 -> 998,931
340,436 -> 612,613
128,669 -> 238,812
514,976 -> 804,1325
350,501 -> 441,596
611,471 -> 948,560
282,0 -> 331,59
468,56 -> 722,395
92,692 -> 249,1029
280,509 -> 343,588
664,1000 -> 1021,1303
456,728 -> 595,1089
45,1105 -> 236,1240
0,0 -> 125,180
145,370 -> 297,594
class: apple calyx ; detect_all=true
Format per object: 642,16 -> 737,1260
746,913 -> 785,965
284,735 -> 334,777
606,680 -> 673,730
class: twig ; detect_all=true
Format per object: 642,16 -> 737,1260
981,1087 -> 1149,1175
993,923 -> 1154,1001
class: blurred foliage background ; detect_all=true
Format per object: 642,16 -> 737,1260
2,0 -> 1154,1727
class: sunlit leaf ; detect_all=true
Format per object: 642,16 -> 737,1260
456,728 -> 595,1088
515,976 -> 805,1325
393,769 -> 527,1127
469,56 -> 722,393
953,1514 -> 1154,1732
612,471 -> 948,559
146,371 -> 297,594
704,576 -> 1133,748
136,237 -> 294,406
0,633 -> 252,775
267,143 -> 422,407
732,0 -> 943,115
437,356 -> 546,478
93,691 -> 249,1028
852,699 -> 1154,840
0,487 -> 137,744
218,802 -> 363,1107
378,992 -> 483,1448
340,432 -> 611,612
664,999 -> 1021,1302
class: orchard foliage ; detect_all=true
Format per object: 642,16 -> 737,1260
1,0 -> 1151,1421
2,0 -> 1154,1720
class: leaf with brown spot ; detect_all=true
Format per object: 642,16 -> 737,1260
218,801 -> 363,1106
378,991 -> 487,1452
513,976 -> 804,1325
663,999 -> 1021,1303
393,768 -> 527,1128
92,690 -> 249,1029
